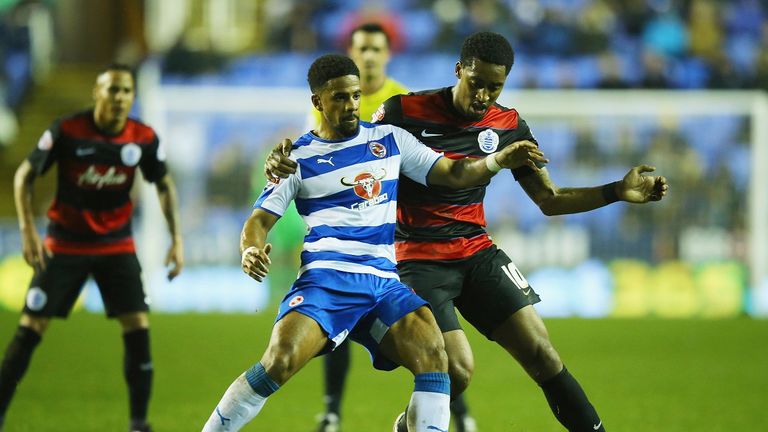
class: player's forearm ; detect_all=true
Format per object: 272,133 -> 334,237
156,174 -> 182,244
240,217 -> 269,254
538,184 -> 619,216
432,157 -> 495,188
14,161 -> 36,231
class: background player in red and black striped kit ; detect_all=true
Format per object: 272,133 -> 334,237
0,64 -> 183,432
266,33 -> 668,432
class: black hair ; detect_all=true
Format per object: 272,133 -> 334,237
307,54 -> 360,93
99,63 -> 137,83
460,32 -> 515,75
349,22 -> 391,47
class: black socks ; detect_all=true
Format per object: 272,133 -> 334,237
540,367 -> 604,431
0,326 -> 42,420
123,328 -> 153,427
322,340 -> 350,416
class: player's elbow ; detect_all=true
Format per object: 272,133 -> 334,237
535,193 -> 560,216
538,202 -> 558,216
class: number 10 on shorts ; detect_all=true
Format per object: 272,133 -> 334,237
500,262 -> 530,290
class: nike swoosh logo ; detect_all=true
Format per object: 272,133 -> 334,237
427,426 -> 448,432
522,288 -> 532,296
593,420 -> 602,430
76,148 -> 96,156
421,129 -> 442,137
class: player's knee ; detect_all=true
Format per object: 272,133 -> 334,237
19,314 -> 49,335
261,341 -> 303,383
415,338 -> 449,372
525,337 -> 562,381
448,358 -> 473,395
118,312 -> 149,332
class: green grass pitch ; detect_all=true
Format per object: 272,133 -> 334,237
0,310 -> 766,431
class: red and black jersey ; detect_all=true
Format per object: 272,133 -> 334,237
27,110 -> 167,255
374,87 -> 536,262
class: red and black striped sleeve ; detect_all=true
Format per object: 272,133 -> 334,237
138,132 -> 167,183
27,118 -> 63,176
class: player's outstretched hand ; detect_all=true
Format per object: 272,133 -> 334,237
20,226 -> 51,272
165,240 -> 184,281
496,140 -> 548,171
264,139 -> 297,182
619,165 -> 668,203
241,244 -> 272,282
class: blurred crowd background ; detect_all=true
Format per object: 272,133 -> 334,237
0,0 -> 766,317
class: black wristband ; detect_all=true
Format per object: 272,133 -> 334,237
602,181 -> 620,204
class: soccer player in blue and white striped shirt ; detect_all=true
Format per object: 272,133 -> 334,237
202,54 -> 546,432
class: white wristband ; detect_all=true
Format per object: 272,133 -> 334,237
485,152 -> 502,173
241,246 -> 258,265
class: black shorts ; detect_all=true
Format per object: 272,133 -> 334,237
23,253 -> 149,318
397,245 -> 540,339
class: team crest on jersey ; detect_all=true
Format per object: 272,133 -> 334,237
477,129 -> 500,153
288,295 -> 304,307
121,143 -> 142,166
37,130 -> 53,151
26,287 -> 47,311
371,104 -> 386,122
369,141 -> 387,158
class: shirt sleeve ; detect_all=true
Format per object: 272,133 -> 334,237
139,133 -> 168,183
393,126 -> 443,187
253,165 -> 301,218
27,119 -> 61,175
508,117 -> 541,181
371,94 -> 403,127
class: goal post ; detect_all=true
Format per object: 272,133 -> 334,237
137,62 -> 767,317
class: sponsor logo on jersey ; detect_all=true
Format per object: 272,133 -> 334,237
78,165 -> 128,189
477,128 -> 500,153
288,295 -> 304,307
369,141 -> 387,158
37,130 -> 53,151
371,104 -> 386,122
26,287 -> 47,311
341,169 -> 388,210
120,143 -> 142,166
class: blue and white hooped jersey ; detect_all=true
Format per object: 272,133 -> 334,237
254,121 -> 442,280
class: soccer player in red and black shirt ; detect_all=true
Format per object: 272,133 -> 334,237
0,64 -> 183,432
266,33 -> 668,432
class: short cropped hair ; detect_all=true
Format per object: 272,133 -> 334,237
460,32 -> 515,75
307,54 -> 360,93
349,22 -> 391,47
99,63 -> 137,83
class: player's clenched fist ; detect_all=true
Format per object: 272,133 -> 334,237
241,244 -> 273,282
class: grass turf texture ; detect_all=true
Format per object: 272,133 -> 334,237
0,310 -> 766,431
